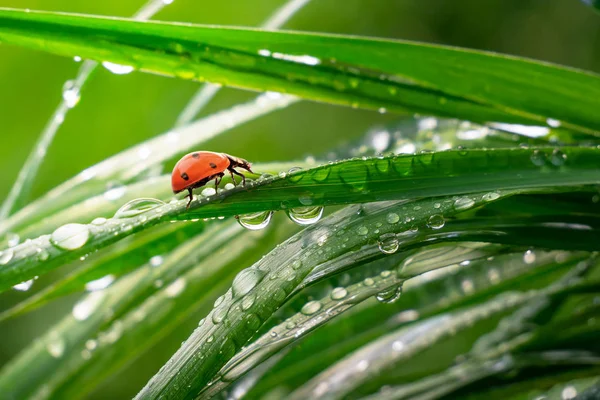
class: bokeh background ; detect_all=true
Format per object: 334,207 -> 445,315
0,0 -> 598,398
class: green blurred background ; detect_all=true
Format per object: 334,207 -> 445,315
0,0 -> 598,398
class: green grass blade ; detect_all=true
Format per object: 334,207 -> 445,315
1,9 -> 599,133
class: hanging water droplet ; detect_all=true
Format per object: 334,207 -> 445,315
165,278 -> 186,298
103,183 -> 127,201
114,198 -> 165,219
150,255 -> 164,267
301,300 -> 322,315
237,211 -> 273,230
46,337 -> 65,358
0,248 -> 14,265
201,187 -> 216,197
551,149 -> 567,166
378,233 -> 399,254
91,217 -> 107,225
482,192 -> 500,202
13,279 -> 34,291
62,80 -> 81,108
102,61 -> 134,75
376,284 -> 403,304
51,223 -> 90,250
427,214 -> 445,229
85,275 -> 115,291
287,206 -> 324,225
330,287 -> 348,300
232,268 -> 266,298
454,197 -> 475,211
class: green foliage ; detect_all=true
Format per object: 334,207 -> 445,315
1,2 -> 599,400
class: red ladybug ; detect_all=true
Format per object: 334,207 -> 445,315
171,151 -> 253,208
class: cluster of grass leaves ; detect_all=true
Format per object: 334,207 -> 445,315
0,2 -> 600,400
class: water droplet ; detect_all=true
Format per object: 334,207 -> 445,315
51,223 -> 90,250
85,275 -> 115,291
386,213 -> 400,224
237,211 -> 274,231
104,183 -> 127,201
356,226 -> 369,236
454,197 -> 475,211
330,287 -> 348,300
46,337 -> 65,358
378,233 -> 399,254
0,248 -> 14,265
232,268 -> 266,298
482,192 -> 500,202
339,164 -> 368,192
363,278 -> 375,286
102,61 -> 134,75
561,386 -> 577,400
165,278 -> 186,297
530,150 -> 547,167
72,291 -> 105,320
201,187 -> 216,197
85,339 -> 97,350
6,232 -> 20,247
301,300 -> 322,315
376,284 -> 403,304
35,248 -> 49,262
61,80 -> 80,108
114,198 -> 165,219
73,56 -> 82,62
91,217 -> 107,225
312,168 -> 330,182
427,214 -> 445,229
287,206 -> 324,225
546,118 -> 561,128
292,260 -> 302,270
13,279 -> 33,291
392,340 -> 405,352
551,149 -> 567,166
375,158 -> 390,174
241,294 -> 255,311
523,250 -> 536,264
287,167 -> 304,183
212,306 -> 228,324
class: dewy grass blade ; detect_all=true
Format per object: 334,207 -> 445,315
1,147 -> 600,291
0,0 -> 174,222
174,0 -> 311,126
0,8 -> 599,133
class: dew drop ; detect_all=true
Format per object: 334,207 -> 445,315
36,248 -> 49,262
482,192 -> 500,202
212,306 -> 228,324
85,275 -> 115,291
386,213 -> 400,224
62,80 -> 80,108
13,279 -> 33,291
312,168 -> 331,182
150,255 -> 164,267
561,386 -> 577,400
375,158 -> 390,174
165,278 -> 186,298
523,250 -> 536,264
376,284 -> 403,304
241,294 -> 255,311
51,223 -> 90,250
0,248 -> 14,265
201,187 -> 216,197
232,268 -> 266,298
224,182 -> 235,190
6,232 -> 20,247
330,287 -> 348,300
301,300 -> 322,315
378,233 -> 399,254
287,206 -> 324,225
46,337 -> 65,358
530,150 -> 547,167
103,183 -> 127,201
91,217 -> 107,225
356,226 -> 369,236
363,277 -> 375,286
207,335 -> 214,343
427,214 -> 445,230
546,118 -> 561,128
237,211 -> 274,231
339,164 -> 368,192
72,291 -> 105,320
85,339 -> 97,351
454,197 -> 475,211
551,149 -> 567,166
292,260 -> 302,270
114,198 -> 165,219
102,61 -> 134,75
287,167 -> 304,183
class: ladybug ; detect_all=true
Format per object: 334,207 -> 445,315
171,151 -> 253,208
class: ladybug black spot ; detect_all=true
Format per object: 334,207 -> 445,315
192,153 -> 200,159
181,172 -> 189,180
209,162 -> 217,169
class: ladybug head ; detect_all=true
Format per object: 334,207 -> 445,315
226,154 -> 253,173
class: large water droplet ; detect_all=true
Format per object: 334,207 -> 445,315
62,80 -> 80,108
287,206 -> 324,225
114,198 -> 165,219
237,211 -> 274,230
0,248 -> 14,265
330,287 -> 348,300
378,233 -> 399,254
427,214 -> 445,229
51,223 -> 90,250
376,284 -> 403,304
232,268 -> 266,298
13,279 -> 33,291
454,197 -> 475,211
102,61 -> 134,75
301,300 -> 322,315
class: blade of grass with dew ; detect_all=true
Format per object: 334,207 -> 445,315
175,0 -> 311,126
0,0 -> 174,222
0,93 -> 298,238
1,9 -> 599,134
2,147 -> 600,291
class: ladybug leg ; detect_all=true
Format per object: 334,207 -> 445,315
229,169 -> 236,185
214,173 -> 224,193
230,168 -> 246,186
186,188 -> 194,210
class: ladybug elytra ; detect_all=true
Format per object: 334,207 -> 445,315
171,151 -> 253,208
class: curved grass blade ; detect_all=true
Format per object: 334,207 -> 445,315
1,9 -> 599,133
0,0 -> 174,222
1,147 -> 600,291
